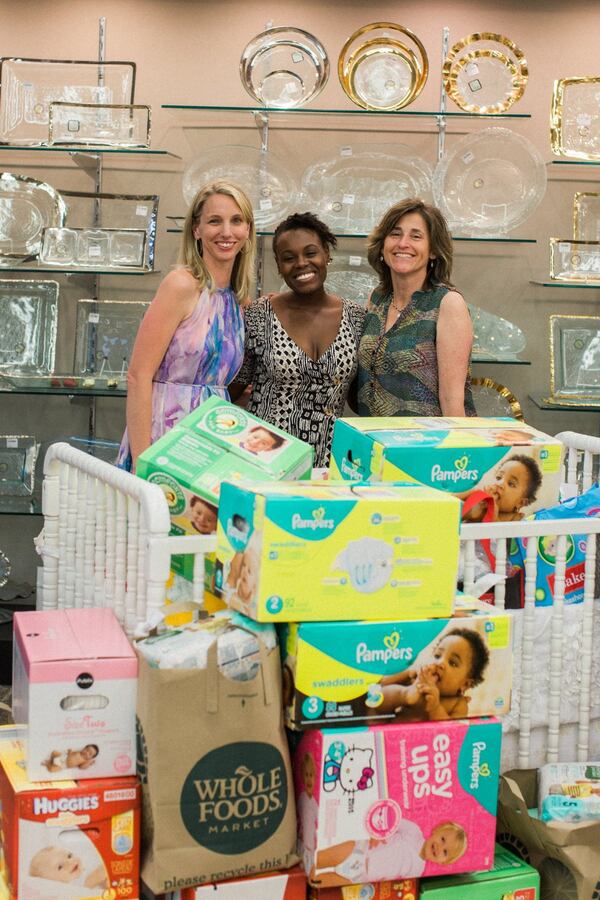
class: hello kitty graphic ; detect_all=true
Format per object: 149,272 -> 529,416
323,741 -> 374,811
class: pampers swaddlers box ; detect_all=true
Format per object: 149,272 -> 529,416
12,608 -> 137,781
330,417 -> 563,521
296,718 -> 501,885
215,481 -> 461,622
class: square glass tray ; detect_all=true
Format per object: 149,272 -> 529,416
40,226 -> 146,268
0,436 -> 38,496
551,76 -> 600,160
0,172 -> 66,258
0,279 -> 58,375
48,101 -> 150,148
573,192 -> 600,241
74,298 -> 148,378
550,314 -> 600,399
550,238 -> 600,282
0,58 -> 136,145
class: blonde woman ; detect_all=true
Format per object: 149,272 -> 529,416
117,180 -> 256,471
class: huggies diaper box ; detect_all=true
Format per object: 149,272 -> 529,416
0,725 -> 140,900
309,879 -> 418,898
281,597 -> 513,729
137,396 -> 313,582
12,608 -> 137,781
215,481 -> 461,622
330,417 -> 563,523
174,865 -> 306,898
419,843 -> 540,897
296,718 -> 501,886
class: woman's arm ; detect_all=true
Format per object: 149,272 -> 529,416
126,269 -> 198,470
436,291 -> 473,416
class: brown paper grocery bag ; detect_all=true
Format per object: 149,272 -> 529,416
136,635 -> 298,894
498,769 -> 600,899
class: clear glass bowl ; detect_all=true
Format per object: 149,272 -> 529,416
240,26 -> 329,108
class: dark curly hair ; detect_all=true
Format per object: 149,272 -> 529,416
272,211 -> 338,256
440,627 -> 490,686
502,454 -> 543,504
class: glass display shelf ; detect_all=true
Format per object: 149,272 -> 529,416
161,103 -> 532,119
472,357 -> 531,365
0,145 -> 179,157
0,382 -> 126,397
0,495 -> 42,516
551,160 -> 600,166
531,280 -> 600,289
530,392 -> 600,411
0,262 -> 159,276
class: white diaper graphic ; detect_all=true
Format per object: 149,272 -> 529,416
333,538 -> 394,592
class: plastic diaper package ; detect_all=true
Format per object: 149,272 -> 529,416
538,762 -> 600,822
281,596 -> 513,730
214,480 -> 461,622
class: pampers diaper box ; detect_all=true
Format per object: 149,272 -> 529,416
330,417 -> 563,522
12,608 -> 137,781
295,718 -> 501,885
137,396 -> 313,584
419,843 -> 540,898
0,725 -> 140,900
281,597 -> 513,729
215,481 -> 461,622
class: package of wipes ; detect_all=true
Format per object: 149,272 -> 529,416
538,762 -> 600,822
215,481 -> 461,622
296,718 -> 501,885
330,417 -> 563,523
281,597 -> 512,729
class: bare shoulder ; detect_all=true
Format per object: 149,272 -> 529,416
159,267 -> 199,295
440,289 -> 468,310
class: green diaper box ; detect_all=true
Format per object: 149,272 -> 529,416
281,596 -> 513,729
419,843 -> 539,898
137,397 -> 313,581
214,480 -> 461,622
330,416 -> 563,523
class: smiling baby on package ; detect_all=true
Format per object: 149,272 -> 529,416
214,481 -> 461,622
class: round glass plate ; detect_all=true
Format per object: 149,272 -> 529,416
240,26 -> 329,108
469,305 -> 526,358
471,377 -> 523,419
301,145 -> 432,234
338,22 -> 428,110
182,145 -> 298,230
443,33 -> 528,114
433,127 -> 546,236
0,172 -> 67,257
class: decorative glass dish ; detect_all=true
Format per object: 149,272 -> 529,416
470,377 -> 523,419
551,77 -> 600,160
48,101 -> 150,148
573,192 -> 600,241
74,298 -> 148,378
0,436 -> 38,496
240,26 -> 329,108
40,226 -> 146,268
468,305 -> 526,360
442,33 -> 528,114
338,22 -> 428,110
0,548 -> 9,588
550,238 -> 600,282
0,58 -> 136,145
433,127 -> 546,236
182,144 -> 297,230
0,279 -> 58,375
59,191 -> 158,270
550,314 -> 600,399
326,254 -> 378,305
301,145 -> 432,234
0,172 -> 66,258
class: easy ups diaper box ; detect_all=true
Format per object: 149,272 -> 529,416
296,718 -> 501,885
215,481 -> 461,622
0,724 -> 140,900
137,397 -> 313,583
330,417 -> 563,523
281,597 -> 513,729
12,608 -> 137,781
419,843 -> 539,898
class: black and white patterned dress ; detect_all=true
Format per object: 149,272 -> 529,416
235,296 -> 366,467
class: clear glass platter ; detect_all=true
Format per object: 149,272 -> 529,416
240,26 -> 329,108
74,298 -> 149,378
443,33 -> 528,114
0,58 -> 136,145
0,279 -> 58,375
470,377 -> 523,418
550,239 -> 600,282
301,144 -> 432,234
48,101 -> 150,148
182,144 -> 297,229
550,314 -> 600,398
573,192 -> 600,241
433,127 -> 546,236
0,436 -> 38,496
40,226 -> 146,268
0,172 -> 66,257
468,305 -> 526,359
551,77 -> 600,161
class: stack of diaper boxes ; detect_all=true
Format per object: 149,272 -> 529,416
1,608 -> 140,900
214,472 -> 512,895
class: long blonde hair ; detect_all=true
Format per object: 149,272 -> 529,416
178,179 -> 256,302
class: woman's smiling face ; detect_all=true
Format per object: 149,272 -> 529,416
275,228 -> 329,295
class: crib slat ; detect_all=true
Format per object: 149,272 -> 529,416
517,534 -> 540,767
577,532 -> 597,760
546,534 -> 568,762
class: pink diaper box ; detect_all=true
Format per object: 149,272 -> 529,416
12,608 -> 137,781
295,718 -> 501,887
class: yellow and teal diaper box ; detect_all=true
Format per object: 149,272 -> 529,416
419,843 -> 540,898
214,480 -> 461,622
330,416 -> 563,523
281,597 -> 513,729
137,396 -> 313,585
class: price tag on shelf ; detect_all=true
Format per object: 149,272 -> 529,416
136,205 -> 148,216
259,198 -> 273,210
88,245 -> 102,258
342,194 -> 355,205
88,313 -> 100,323
340,146 -> 353,157
349,255 -> 362,266
6,438 -> 17,448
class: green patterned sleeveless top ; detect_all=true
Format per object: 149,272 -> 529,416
356,283 -> 476,417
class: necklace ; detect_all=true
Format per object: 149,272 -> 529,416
389,297 -> 406,315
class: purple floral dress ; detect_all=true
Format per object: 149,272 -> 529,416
117,285 -> 244,469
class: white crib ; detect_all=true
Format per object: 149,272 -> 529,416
38,431 -> 600,769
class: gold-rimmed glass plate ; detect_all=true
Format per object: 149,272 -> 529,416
551,77 -> 600,160
550,238 -> 600,282
443,33 -> 527,114
550,314 -> 600,399
471,378 -> 523,419
0,172 -> 66,258
48,102 -> 151,148
240,26 -> 329,108
74,299 -> 149,378
573,192 -> 600,241
0,280 -> 58,375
